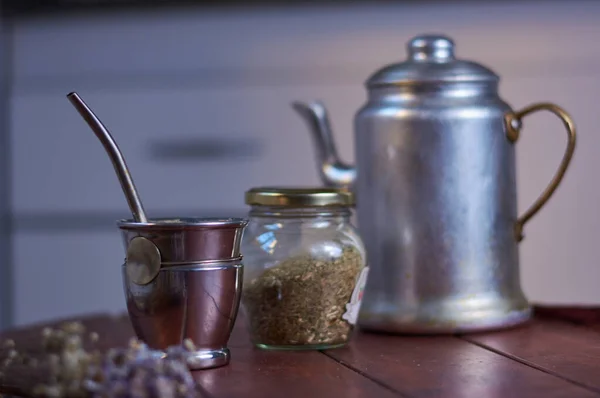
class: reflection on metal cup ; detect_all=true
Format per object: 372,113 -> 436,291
118,217 -> 248,370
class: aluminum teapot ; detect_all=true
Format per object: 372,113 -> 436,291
292,34 -> 576,334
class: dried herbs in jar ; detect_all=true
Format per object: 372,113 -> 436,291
241,187 -> 369,350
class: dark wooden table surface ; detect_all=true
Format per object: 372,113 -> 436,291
1,306 -> 600,397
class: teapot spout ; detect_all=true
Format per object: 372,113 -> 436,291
292,101 -> 356,188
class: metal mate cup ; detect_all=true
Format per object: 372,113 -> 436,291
118,217 -> 248,370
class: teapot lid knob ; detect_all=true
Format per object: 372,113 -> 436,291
408,35 -> 455,62
365,33 -> 498,87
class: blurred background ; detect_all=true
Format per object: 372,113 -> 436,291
0,0 -> 597,330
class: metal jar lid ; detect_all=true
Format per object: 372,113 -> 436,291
366,34 -> 499,87
245,187 -> 354,207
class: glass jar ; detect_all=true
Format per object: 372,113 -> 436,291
240,187 -> 368,350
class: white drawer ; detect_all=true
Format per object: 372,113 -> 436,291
12,1 -> 600,91
13,231 -> 126,326
11,85 -> 361,213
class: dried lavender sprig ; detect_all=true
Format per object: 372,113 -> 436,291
0,321 -> 202,398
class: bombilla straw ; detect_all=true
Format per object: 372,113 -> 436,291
67,92 -> 148,223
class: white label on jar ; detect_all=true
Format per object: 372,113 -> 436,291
342,266 -> 370,325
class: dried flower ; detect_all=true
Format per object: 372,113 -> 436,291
61,322 -> 86,336
89,333 -> 99,344
0,320 -> 202,397
85,342 -> 198,398
2,339 -> 15,349
182,339 -> 196,352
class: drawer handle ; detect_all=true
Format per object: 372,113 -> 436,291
148,137 -> 264,161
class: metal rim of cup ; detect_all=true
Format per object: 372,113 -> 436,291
117,217 -> 249,266
116,217 -> 248,230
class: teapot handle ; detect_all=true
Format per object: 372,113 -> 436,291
504,103 -> 576,242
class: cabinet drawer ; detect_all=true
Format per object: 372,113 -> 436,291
13,231 -> 125,326
12,2 -> 600,91
11,85 -> 361,213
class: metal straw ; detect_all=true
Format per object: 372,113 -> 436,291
67,92 -> 148,223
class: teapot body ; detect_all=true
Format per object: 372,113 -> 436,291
354,86 -> 530,333
292,34 -> 576,334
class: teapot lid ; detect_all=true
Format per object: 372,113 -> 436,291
367,34 -> 499,87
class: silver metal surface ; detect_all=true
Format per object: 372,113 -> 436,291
119,217 -> 248,368
67,92 -> 147,223
186,348 -> 231,370
118,217 -> 247,264
366,34 -> 498,87
291,102 -> 356,187
126,236 -> 161,285
123,263 -> 242,370
292,34 -> 576,334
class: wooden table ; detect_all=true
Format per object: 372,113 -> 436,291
1,306 -> 599,397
